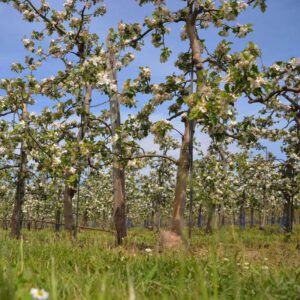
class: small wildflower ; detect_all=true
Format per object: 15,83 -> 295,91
30,288 -> 49,300
145,248 -> 152,253
242,262 -> 250,270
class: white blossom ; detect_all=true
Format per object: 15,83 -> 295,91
249,76 -> 266,89
141,67 -> 151,79
22,38 -> 31,47
118,22 -> 126,32
53,157 -> 61,166
237,1 -> 248,11
30,288 -> 49,300
69,167 -> 76,174
63,0 -> 73,8
270,63 -> 281,72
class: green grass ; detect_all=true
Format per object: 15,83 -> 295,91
0,227 -> 300,300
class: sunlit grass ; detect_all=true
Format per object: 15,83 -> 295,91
0,227 -> 299,299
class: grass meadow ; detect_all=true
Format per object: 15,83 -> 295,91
0,227 -> 300,300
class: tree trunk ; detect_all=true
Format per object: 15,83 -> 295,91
63,85 -> 92,237
55,209 -> 61,232
107,37 -> 127,245
283,196 -> 293,233
156,155 -> 165,232
271,208 -> 275,225
239,205 -> 246,229
171,118 -> 191,236
156,198 -> 161,231
156,209 -> 161,231
10,144 -> 26,239
183,6 -> 203,237
11,159 -> 26,239
10,102 -> 28,239
206,203 -> 216,234
218,204 -> 225,228
282,158 -> 296,233
197,206 -> 203,228
102,210 -> 107,228
150,209 -> 155,230
63,185 -> 75,233
239,192 -> 246,229
232,211 -> 236,226
250,205 -> 255,228
83,209 -> 88,227
112,162 -> 126,244
221,205 -> 225,227
27,220 -> 31,231
260,209 -> 266,230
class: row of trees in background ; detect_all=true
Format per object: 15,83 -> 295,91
0,0 -> 299,244
1,149 -> 298,232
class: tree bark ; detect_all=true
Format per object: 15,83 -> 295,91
218,204 -> 225,228
206,203 -> 216,234
10,144 -> 26,239
197,206 -> 203,228
171,3 -> 203,237
83,209 -> 88,227
107,37 -> 127,245
239,204 -> 246,230
55,209 -> 61,232
282,111 -> 299,232
27,220 -> 31,231
232,211 -> 236,226
259,209 -> 266,230
220,204 -> 225,227
283,196 -> 293,233
171,118 -> 191,236
186,8 -> 204,72
63,85 -> 92,236
150,209 -> 155,230
10,102 -> 28,239
271,208 -> 276,225
156,155 -> 165,232
239,192 -> 246,229
250,205 -> 255,228
282,161 -> 295,233
63,185 -> 75,233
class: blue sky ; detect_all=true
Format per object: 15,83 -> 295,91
0,0 -> 299,159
